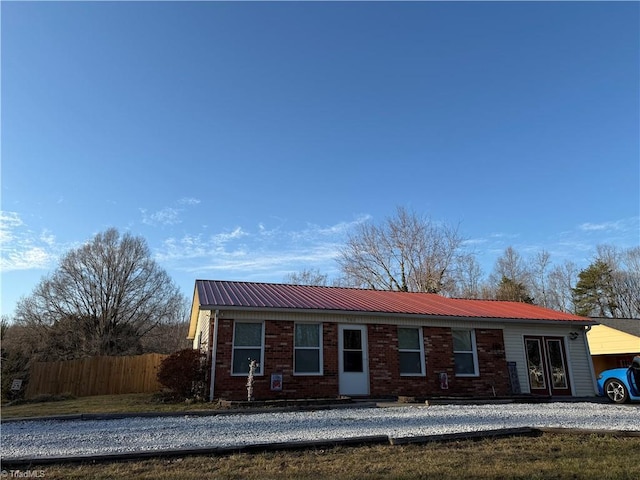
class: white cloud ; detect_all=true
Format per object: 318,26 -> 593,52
257,222 -> 281,238
572,217 -> 639,251
290,215 -> 371,242
3,247 -> 52,271
215,227 -> 247,243
156,235 -> 207,262
579,220 -> 624,232
316,215 -> 371,236
185,242 -> 342,277
0,211 -> 59,272
141,198 -> 202,226
178,197 -> 201,206
155,227 -> 248,264
489,232 -> 520,239
140,207 -> 181,226
578,216 -> 640,234
153,217 -> 357,279
0,212 -> 24,245
39,229 -> 56,246
462,237 -> 488,246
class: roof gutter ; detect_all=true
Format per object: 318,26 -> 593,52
199,305 -> 596,326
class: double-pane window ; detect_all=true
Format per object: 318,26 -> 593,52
452,329 -> 479,376
294,323 -> 322,374
232,322 -> 264,375
398,327 -> 425,375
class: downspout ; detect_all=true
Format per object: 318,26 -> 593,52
582,325 -> 598,395
209,310 -> 219,402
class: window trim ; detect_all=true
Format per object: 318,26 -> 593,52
231,321 -> 265,377
293,322 -> 323,376
398,326 -> 425,377
452,328 -> 479,377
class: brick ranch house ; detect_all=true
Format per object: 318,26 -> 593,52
188,280 -> 598,401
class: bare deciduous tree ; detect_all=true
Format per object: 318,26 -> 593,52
448,253 -> 483,298
615,246 -> 640,318
490,246 -> 531,286
140,320 -> 191,354
14,228 -> 187,359
530,250 -> 552,307
283,268 -> 329,286
337,207 -> 464,293
546,260 -> 579,313
486,246 -> 534,302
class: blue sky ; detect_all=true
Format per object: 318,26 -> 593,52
1,2 -> 639,317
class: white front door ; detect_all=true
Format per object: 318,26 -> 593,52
338,325 -> 369,396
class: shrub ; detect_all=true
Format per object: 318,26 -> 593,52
157,349 -> 208,399
1,345 -> 31,403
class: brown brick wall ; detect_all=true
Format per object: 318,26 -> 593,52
368,326 -> 509,398
214,320 -> 340,401
212,319 -> 509,401
472,328 -> 510,396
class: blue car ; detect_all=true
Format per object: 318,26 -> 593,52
597,356 -> 640,403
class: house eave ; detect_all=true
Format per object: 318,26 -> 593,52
196,304 -> 597,326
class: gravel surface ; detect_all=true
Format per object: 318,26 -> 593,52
2,402 -> 638,460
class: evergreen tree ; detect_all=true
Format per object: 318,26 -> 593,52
572,260 -> 618,317
495,276 -> 534,303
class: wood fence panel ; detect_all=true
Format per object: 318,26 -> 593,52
80,357 -> 94,397
24,354 -> 168,398
142,354 -> 161,392
103,356 -> 116,395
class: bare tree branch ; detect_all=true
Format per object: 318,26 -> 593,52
14,228 -> 188,359
337,206 -> 464,293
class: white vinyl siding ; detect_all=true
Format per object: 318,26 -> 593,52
192,311 -> 210,351
503,326 -> 596,396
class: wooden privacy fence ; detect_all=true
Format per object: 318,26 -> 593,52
25,353 -> 168,398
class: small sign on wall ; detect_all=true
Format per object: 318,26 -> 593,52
270,373 -> 283,391
439,372 -> 449,390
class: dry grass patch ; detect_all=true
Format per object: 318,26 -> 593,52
32,433 -> 640,480
1,393 -> 222,419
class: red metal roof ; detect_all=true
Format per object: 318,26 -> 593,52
195,280 -> 593,323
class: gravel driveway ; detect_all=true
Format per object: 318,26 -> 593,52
2,402 -> 638,461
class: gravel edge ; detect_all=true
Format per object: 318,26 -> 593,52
3,427 -> 639,468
